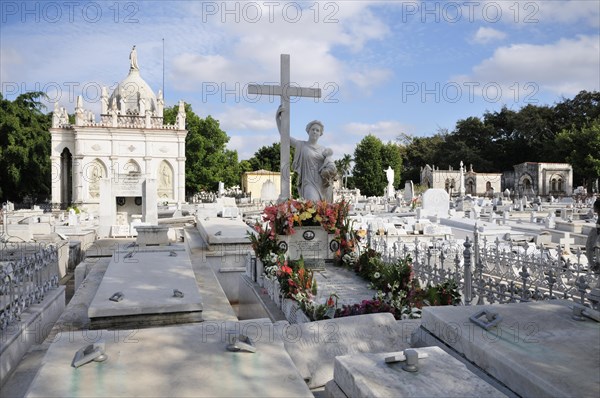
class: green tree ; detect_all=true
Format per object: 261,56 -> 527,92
0,92 -> 51,203
554,90 -> 600,132
397,132 -> 446,183
381,142 -> 403,188
444,117 -> 496,171
353,134 -> 385,196
247,142 -> 282,171
555,120 -> 600,190
164,104 -> 240,193
334,154 -> 352,188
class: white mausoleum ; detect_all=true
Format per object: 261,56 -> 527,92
50,47 -> 188,235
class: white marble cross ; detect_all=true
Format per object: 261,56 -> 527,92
560,232 -> 575,254
247,54 -> 321,201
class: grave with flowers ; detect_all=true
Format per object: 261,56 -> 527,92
248,198 -> 461,324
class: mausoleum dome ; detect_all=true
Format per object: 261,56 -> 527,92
109,69 -> 157,115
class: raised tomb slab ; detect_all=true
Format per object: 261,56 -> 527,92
25,320 -> 312,397
413,300 -> 600,398
330,346 -> 506,398
87,244 -> 202,329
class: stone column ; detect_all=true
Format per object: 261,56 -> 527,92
177,132 -> 186,203
98,178 -> 114,238
143,178 -> 158,224
50,155 -> 61,205
177,157 -> 185,203
72,135 -> 83,204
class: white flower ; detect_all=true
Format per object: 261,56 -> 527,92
373,272 -> 381,279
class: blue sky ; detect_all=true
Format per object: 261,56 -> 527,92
1,1 -> 599,161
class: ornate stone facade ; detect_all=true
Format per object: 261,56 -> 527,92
50,47 -> 188,221
504,162 -> 573,196
420,164 -> 502,197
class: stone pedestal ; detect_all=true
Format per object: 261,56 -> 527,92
135,225 -> 169,246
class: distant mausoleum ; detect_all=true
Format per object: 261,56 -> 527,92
420,162 -> 573,197
420,164 -> 502,197
503,162 -> 573,197
50,47 -> 188,236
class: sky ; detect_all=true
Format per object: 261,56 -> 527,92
1,0 -> 599,161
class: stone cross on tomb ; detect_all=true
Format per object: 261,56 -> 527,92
247,54 -> 321,201
560,232 -> 575,254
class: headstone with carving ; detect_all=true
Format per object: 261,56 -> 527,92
421,189 -> 450,217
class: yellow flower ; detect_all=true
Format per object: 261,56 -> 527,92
300,211 -> 312,221
315,214 -> 322,222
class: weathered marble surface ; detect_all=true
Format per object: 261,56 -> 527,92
418,300 -> 600,398
88,244 -> 202,323
280,313 -> 417,388
26,320 -> 312,397
333,346 -> 506,398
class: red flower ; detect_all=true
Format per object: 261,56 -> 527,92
280,265 -> 292,275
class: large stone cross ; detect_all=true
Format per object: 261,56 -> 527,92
247,54 -> 321,201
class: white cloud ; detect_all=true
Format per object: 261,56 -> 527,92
472,27 -> 507,44
172,1 -> 392,93
532,0 -> 600,27
348,69 -> 393,93
473,0 -> 600,27
342,121 -> 412,141
227,133 -> 277,161
454,35 -> 600,98
215,106 -> 274,131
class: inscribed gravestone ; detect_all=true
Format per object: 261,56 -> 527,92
421,189 -> 450,216
280,313 -> 416,388
403,180 -> 414,202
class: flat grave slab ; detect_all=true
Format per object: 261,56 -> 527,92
418,300 -> 600,398
280,313 -> 416,389
26,320 -> 312,397
313,265 -> 376,307
331,346 -> 505,398
88,244 -> 203,329
197,217 -> 254,245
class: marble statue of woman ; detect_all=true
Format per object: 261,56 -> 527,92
130,45 -> 139,71
276,105 -> 336,202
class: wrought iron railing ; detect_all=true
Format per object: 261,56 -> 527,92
0,244 -> 60,330
366,227 -> 600,309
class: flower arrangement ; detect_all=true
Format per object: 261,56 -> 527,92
247,223 -> 281,264
262,199 -> 350,236
337,251 -> 461,320
410,196 -> 421,210
276,256 -> 317,299
249,198 -> 460,322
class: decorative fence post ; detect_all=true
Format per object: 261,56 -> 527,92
463,237 -> 473,306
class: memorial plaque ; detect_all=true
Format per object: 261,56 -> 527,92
277,226 -> 333,267
113,173 -> 143,196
